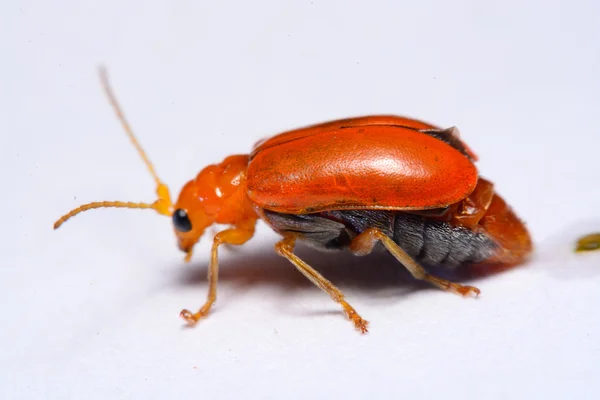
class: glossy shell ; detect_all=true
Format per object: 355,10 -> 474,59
246,116 -> 479,214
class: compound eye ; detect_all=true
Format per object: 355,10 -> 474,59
172,208 -> 192,232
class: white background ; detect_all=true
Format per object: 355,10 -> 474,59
2,1 -> 600,399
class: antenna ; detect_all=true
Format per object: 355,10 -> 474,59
53,67 -> 174,229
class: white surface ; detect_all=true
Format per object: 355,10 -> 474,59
2,1 -> 600,399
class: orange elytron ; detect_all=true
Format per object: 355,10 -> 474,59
54,69 -> 533,333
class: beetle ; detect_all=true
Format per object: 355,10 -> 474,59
54,69 -> 533,333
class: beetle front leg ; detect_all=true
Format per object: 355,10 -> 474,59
180,224 -> 255,325
275,235 -> 369,333
350,228 -> 481,297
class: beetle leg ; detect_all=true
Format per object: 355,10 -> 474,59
275,235 -> 369,333
180,224 -> 255,325
350,228 -> 481,297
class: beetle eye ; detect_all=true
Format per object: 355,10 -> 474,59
172,208 -> 192,232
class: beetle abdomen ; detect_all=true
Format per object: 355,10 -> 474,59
471,191 -> 533,266
392,213 -> 498,267
262,207 -> 499,268
321,210 -> 498,267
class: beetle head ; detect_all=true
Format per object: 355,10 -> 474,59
171,155 -> 255,261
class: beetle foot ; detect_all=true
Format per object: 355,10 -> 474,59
425,273 -> 481,297
352,316 -> 370,334
452,284 -> 480,297
180,308 -> 209,325
343,307 -> 369,334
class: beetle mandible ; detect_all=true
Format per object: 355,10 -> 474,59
54,69 -> 533,333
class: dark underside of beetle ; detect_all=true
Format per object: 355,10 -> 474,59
262,208 -> 498,269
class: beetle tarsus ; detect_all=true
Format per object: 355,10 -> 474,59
344,306 -> 369,333
455,285 -> 481,297
180,307 -> 211,325
180,309 -> 199,325
423,273 -> 481,297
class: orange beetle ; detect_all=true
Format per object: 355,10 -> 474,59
54,69 -> 533,333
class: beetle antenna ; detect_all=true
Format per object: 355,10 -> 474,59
53,67 -> 174,230
98,67 -> 164,189
53,201 -> 156,229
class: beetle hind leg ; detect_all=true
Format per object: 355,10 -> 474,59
275,235 -> 369,333
350,228 -> 480,297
